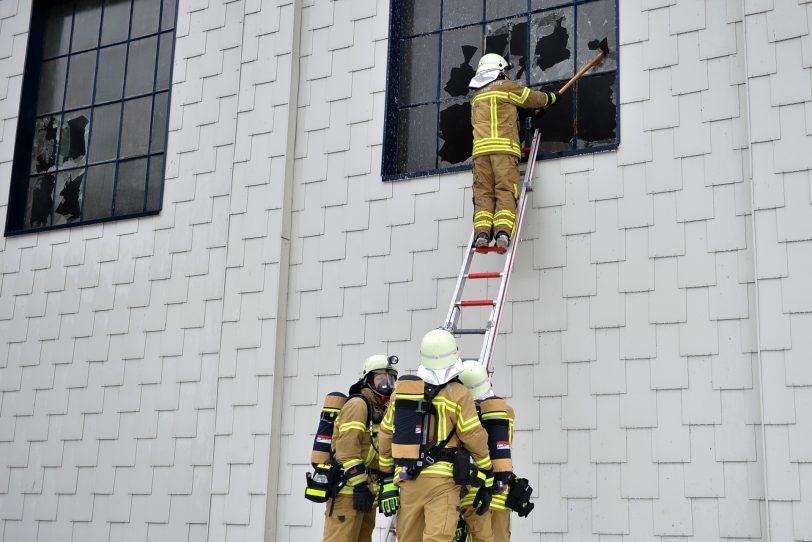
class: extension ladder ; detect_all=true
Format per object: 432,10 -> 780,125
383,128 -> 541,542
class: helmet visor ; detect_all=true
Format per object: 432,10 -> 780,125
370,369 -> 397,396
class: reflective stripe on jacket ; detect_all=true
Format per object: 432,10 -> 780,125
460,402 -> 515,510
332,389 -> 383,495
471,79 -> 549,158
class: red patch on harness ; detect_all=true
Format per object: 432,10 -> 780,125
415,425 -> 422,434
496,441 -> 510,450
316,435 -> 332,444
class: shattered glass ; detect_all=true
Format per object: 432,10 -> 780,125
530,7 -> 574,85
441,25 -> 483,98
72,0 -> 102,52
530,85 -> 574,153
82,163 -> 115,219
59,110 -> 90,169
486,0 -> 526,20
64,50 -> 97,109
114,158 -> 148,215
485,18 -> 527,82
101,0 -> 132,45
88,102 -> 121,162
37,58 -> 68,114
438,98 -> 473,167
26,174 -> 56,228
146,155 -> 165,211
31,116 -> 60,174
150,92 -> 169,153
120,97 -> 152,158
576,0 -> 616,74
576,72 -> 616,148
531,0 -> 572,10
397,104 -> 437,174
95,44 -> 127,102
53,169 -> 84,224
125,36 -> 158,97
401,0 -> 441,36
42,2 -> 73,58
399,34 -> 440,106
443,0 -> 482,28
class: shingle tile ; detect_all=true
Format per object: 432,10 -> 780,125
533,465 -> 567,532
621,293 -> 656,359
718,462 -> 762,537
563,235 -> 596,297
591,396 -> 626,463
618,165 -> 654,228
535,398 -> 567,464
776,171 -> 812,242
619,42 -> 649,104
590,263 -> 624,329
620,0 -> 649,45
620,361 -> 658,429
591,330 -> 626,395
676,156 -> 713,222
715,390 -> 758,461
745,14 -> 777,76
774,104 -> 812,173
535,332 -> 566,397
591,201 -> 625,264
619,228 -> 654,293
713,320 -> 754,390
765,424 -> 801,500
650,257 -> 686,324
789,387 -> 812,462
758,278 -> 791,349
652,324 -> 688,389
562,173 -> 594,235
644,71 -> 680,131
699,1 -> 737,59
536,268 -> 567,332
684,426 -> 724,497
646,129 -> 682,193
593,464 -> 628,535
653,464 -> 692,535
786,313 -> 812,386
644,8 -> 679,69
561,431 -> 595,497
617,103 -> 652,166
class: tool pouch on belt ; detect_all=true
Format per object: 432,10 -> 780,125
479,397 -> 512,473
505,476 -> 534,517
392,375 -> 429,472
451,513 -> 468,542
311,392 -> 347,468
452,449 -> 472,485
304,458 -> 342,504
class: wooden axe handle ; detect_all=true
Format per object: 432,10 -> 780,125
558,49 -> 607,94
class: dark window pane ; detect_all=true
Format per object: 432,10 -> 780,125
72,0 -> 102,51
31,116 -> 60,174
95,44 -> 126,102
443,0 -> 482,28
441,25 -> 482,99
59,109 -> 90,168
530,7 -> 574,85
101,0 -> 131,45
54,168 -> 84,224
37,57 -> 68,113
399,34 -> 439,106
26,174 -> 56,228
150,92 -> 168,153
42,2 -> 73,58
155,32 -> 173,90
576,72 -> 616,148
120,97 -> 151,157
485,17 -> 528,82
125,36 -> 157,97
161,0 -> 176,31
114,158 -> 147,214
397,104 -> 437,174
64,50 -> 97,108
130,0 -> 160,38
438,99 -> 472,167
530,83 -> 574,153
83,162 -> 115,219
576,0 -> 616,74
532,0 -> 572,10
88,102 -> 121,162
146,154 -> 164,211
486,0 -> 526,20
401,0 -> 440,36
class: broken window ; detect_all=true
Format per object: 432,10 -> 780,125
383,0 -> 619,179
6,0 -> 179,234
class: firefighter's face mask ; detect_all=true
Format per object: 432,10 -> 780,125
369,370 -> 397,399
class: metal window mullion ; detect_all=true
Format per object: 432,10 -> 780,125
571,1 -> 578,152
152,0 -> 180,211
110,0 -> 137,216
78,0 -> 109,223
142,0 -> 165,212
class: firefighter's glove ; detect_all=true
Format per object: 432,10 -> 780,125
353,484 -> 374,513
472,484 -> 492,516
471,467 -> 494,489
543,90 -> 560,108
378,476 -> 400,517
505,476 -> 535,518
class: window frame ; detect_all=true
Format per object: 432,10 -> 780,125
4,0 -> 179,236
381,0 -> 621,182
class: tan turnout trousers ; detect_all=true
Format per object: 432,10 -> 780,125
491,508 -> 511,542
322,492 -> 376,542
396,476 -> 461,542
473,154 -> 520,239
462,506 -> 495,542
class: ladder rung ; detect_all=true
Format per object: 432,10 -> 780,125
451,328 -> 488,335
473,246 -> 507,254
467,272 -> 502,279
458,299 -> 496,307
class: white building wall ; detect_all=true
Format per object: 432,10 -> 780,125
1,0 -> 811,541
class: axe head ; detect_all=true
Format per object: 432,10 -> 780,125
598,38 -> 609,56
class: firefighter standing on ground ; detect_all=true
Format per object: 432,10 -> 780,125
458,360 -> 516,542
469,53 -> 559,249
322,355 -> 398,542
378,329 -> 494,542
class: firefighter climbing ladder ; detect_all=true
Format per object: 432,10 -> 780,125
383,127 -> 541,542
442,126 -> 542,372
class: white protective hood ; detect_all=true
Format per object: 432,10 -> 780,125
469,68 -> 501,90
476,388 -> 496,401
417,358 -> 465,386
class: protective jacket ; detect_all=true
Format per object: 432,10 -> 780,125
332,388 -> 385,495
461,402 -> 515,511
471,79 -> 550,158
378,380 -> 492,479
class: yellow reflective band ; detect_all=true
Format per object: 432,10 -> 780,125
475,456 -> 492,467
494,209 -> 516,218
509,87 -> 531,105
306,488 -> 327,498
421,461 -> 455,476
343,459 -> 363,469
493,220 -> 515,228
480,411 -> 509,420
490,97 -> 498,137
398,393 -> 425,400
339,421 -> 368,432
323,407 -> 341,414
379,456 -> 394,467
474,210 -> 494,218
